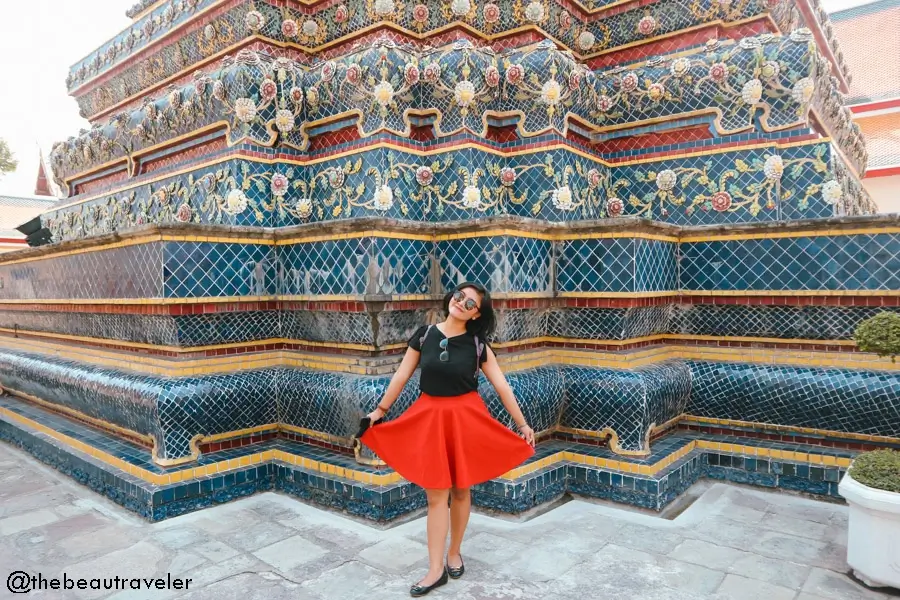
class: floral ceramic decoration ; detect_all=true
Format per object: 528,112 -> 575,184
620,144 -> 832,220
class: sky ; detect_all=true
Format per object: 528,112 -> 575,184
0,0 -> 880,197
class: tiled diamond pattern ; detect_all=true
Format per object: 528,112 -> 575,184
438,236 -> 551,294
0,243 -> 162,300
557,238 -> 637,293
562,361 -> 691,451
688,361 -> 900,438
164,242 -> 277,298
679,234 -> 900,291
672,305 -> 900,340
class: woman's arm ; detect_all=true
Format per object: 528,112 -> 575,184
367,347 -> 420,421
480,346 -> 535,446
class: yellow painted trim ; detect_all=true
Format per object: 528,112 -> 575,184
681,415 -> 900,445
680,226 -> 900,243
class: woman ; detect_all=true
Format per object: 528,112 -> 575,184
360,282 -> 536,597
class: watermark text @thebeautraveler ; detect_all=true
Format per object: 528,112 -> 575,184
7,571 -> 192,594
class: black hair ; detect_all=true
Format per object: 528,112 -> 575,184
442,281 -> 496,340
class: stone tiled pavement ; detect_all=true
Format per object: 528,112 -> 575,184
0,442 -> 895,600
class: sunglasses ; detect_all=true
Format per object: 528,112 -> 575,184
452,289 -> 480,312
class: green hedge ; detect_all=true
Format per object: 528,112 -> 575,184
850,450 -> 900,493
854,312 -> 900,363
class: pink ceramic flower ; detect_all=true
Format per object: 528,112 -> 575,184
505,64 -> 524,85
334,4 -> 349,23
413,4 -> 429,22
710,191 -> 732,212
483,3 -> 501,23
638,15 -> 657,36
485,66 -> 501,87
281,19 -> 299,38
606,197 -> 624,217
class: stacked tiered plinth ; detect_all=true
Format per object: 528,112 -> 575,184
0,0 -> 897,522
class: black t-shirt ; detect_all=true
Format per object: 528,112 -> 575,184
408,325 -> 488,396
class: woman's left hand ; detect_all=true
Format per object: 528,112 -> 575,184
519,425 -> 535,447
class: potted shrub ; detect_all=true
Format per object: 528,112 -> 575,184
854,311 -> 900,363
838,449 -> 900,589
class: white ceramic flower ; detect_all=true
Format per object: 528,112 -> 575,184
275,109 -> 295,133
234,98 -> 257,123
500,167 -> 516,186
540,80 -> 562,105
454,80 -> 476,107
552,186 -> 574,210
462,185 -> 481,209
578,31 -> 595,51
741,79 -> 763,105
245,10 -> 265,31
648,82 -> 666,101
791,77 -> 814,104
670,58 -> 692,77
374,0 -> 395,16
451,0 -> 471,16
760,61 -> 780,80
822,180 -> 842,204
374,81 -> 395,107
271,173 -> 290,197
225,189 -> 248,215
764,155 -> 784,180
295,197 -> 313,219
656,169 -> 677,191
524,1 -> 545,22
302,19 -> 319,36
373,185 -> 394,211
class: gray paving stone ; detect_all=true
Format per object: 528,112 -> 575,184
591,544 -> 726,595
760,513 -> 832,540
727,553 -> 812,589
716,573 -> 798,600
172,572 -> 314,600
801,568 -> 895,600
751,531 -> 832,564
457,531 -> 527,567
252,535 -> 330,572
614,522 -> 686,554
301,560 -> 391,600
57,526 -> 141,559
495,544 -> 586,581
191,539 -> 240,563
0,508 -> 59,536
216,520 -> 295,552
357,536 -> 429,572
669,538 -> 750,571
61,540 -> 167,600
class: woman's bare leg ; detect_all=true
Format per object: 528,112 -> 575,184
419,488 -> 451,585
447,487 -> 471,568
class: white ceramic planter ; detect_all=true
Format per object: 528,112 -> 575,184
838,472 -> 900,589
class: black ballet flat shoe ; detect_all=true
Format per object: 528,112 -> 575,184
409,569 -> 448,597
446,556 -> 465,579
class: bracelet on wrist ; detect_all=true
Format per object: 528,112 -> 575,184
377,404 -> 390,412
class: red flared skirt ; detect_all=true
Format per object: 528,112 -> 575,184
360,391 -> 535,489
